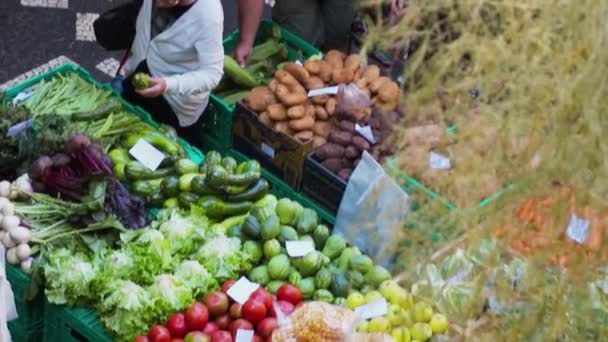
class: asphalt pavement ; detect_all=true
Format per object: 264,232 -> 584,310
0,0 -> 248,90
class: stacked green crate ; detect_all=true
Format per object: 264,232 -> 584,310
6,264 -> 44,342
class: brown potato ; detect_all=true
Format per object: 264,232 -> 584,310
275,69 -> 299,88
313,121 -> 333,137
378,81 -> 400,103
361,65 -> 381,85
304,60 -> 322,75
278,92 -> 307,107
267,103 -> 287,121
369,76 -> 391,93
325,50 -> 345,69
287,105 -> 306,119
305,76 -> 325,90
311,95 -> 329,105
316,143 -> 345,160
352,136 -> 371,150
274,121 -> 292,135
305,102 -> 315,118
345,145 -> 360,159
344,54 -> 362,71
332,69 -> 355,84
289,115 -> 315,131
294,130 -> 314,142
312,136 -> 327,148
269,79 -> 279,92
325,97 -> 337,115
275,83 -> 290,97
258,112 -> 273,127
338,120 -> 356,133
246,86 -> 276,112
318,61 -> 333,83
314,105 -> 329,120
328,131 -> 353,146
284,63 -> 310,84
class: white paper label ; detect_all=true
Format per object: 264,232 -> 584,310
285,240 -> 315,257
227,277 -> 260,305
128,139 -> 165,171
308,86 -> 339,97
295,60 -> 303,66
12,90 -> 35,105
235,329 -> 254,342
429,152 -> 451,170
355,124 -> 376,144
260,143 -> 276,159
566,213 -> 591,244
355,298 -> 388,320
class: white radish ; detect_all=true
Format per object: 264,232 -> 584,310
0,181 -> 10,198
16,243 -> 31,261
10,226 -> 31,244
0,231 -> 5,241
0,197 -> 9,210
1,234 -> 15,248
20,257 -> 33,274
14,175 -> 33,195
2,215 -> 20,232
1,202 -> 14,216
6,247 -> 19,265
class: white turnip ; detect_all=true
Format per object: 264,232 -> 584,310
20,257 -> 33,274
1,201 -> 14,216
0,181 -> 10,198
16,243 -> 31,261
10,226 -> 32,244
6,247 -> 19,265
1,234 -> 15,248
1,215 -> 20,232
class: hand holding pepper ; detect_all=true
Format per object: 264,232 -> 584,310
136,77 -> 167,98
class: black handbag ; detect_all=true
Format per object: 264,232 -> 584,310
94,0 -> 143,51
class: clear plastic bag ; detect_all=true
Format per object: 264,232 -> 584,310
337,84 -> 372,122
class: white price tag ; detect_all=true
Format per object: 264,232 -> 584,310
429,152 -> 451,170
128,139 -> 165,171
307,86 -> 339,97
261,143 -> 276,159
355,124 -> 376,144
227,277 -> 260,305
295,60 -> 303,66
235,329 -> 254,342
11,90 -> 35,105
355,298 -> 388,320
285,240 -> 315,257
566,213 -> 591,244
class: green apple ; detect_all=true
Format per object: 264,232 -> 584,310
364,290 -> 384,304
391,327 -> 411,342
347,292 -> 366,310
429,313 -> 449,334
368,316 -> 391,333
401,308 -> 414,327
387,287 -> 413,309
411,323 -> 433,341
379,280 -> 401,297
387,304 -> 403,326
413,302 -> 433,323
356,320 -> 369,333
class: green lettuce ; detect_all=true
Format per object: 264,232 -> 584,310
98,279 -> 153,341
147,274 -> 195,321
195,235 -> 251,281
158,209 -> 209,256
43,247 -> 99,305
128,229 -> 174,283
174,260 -> 218,298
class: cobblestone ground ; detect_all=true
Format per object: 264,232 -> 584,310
0,0 -> 243,89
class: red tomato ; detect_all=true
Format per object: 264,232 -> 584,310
251,336 -> 263,342
210,330 -> 232,342
242,299 -> 267,324
268,300 -> 294,318
229,303 -> 242,319
186,302 -> 209,331
149,325 -> 171,342
229,319 -> 254,338
250,288 -> 273,310
166,313 -> 188,338
256,317 -> 278,338
215,313 -> 232,330
276,284 -> 302,306
171,339 -> 184,342
202,322 -> 220,335
184,331 -> 211,342
221,280 -> 236,294
204,291 -> 229,317
134,336 -> 150,342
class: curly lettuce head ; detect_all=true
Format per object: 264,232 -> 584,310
43,248 -> 99,305
158,209 -> 209,256
174,260 -> 218,298
98,280 -> 153,341
128,229 -> 174,283
195,235 -> 251,281
148,274 -> 195,320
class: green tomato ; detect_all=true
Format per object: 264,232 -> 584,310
364,291 -> 383,304
263,239 -> 282,258
429,313 -> 448,334
379,280 -> 401,297
360,285 -> 375,295
387,304 -> 403,326
356,321 -> 369,333
413,302 -> 433,323
276,198 -> 296,225
388,287 -> 413,310
401,309 -> 414,327
410,323 -> 432,341
346,292 -> 366,310
391,327 -> 411,342
368,317 -> 391,333
243,240 -> 263,264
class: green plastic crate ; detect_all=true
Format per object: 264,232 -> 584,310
200,20 -> 321,153
43,304 -> 112,342
6,264 -> 44,342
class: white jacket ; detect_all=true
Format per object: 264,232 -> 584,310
124,0 -> 224,127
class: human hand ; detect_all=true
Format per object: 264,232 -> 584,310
135,77 -> 167,98
234,39 -> 254,67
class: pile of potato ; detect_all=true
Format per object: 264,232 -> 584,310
243,50 -> 401,147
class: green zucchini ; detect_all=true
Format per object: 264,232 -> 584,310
178,173 -> 200,192
198,196 -> 253,220
221,157 -> 238,173
132,179 -> 163,196
200,151 -> 222,174
176,158 -> 199,175
124,131 -> 183,156
125,161 -> 175,180
178,192 -> 200,209
147,190 -> 166,207
161,176 -> 180,197
226,179 -> 269,202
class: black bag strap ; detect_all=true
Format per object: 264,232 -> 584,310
94,0 -> 143,51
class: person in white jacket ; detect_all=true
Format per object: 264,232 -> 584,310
122,0 -> 224,144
